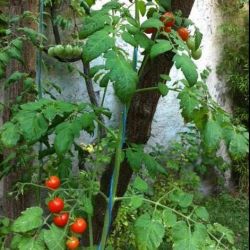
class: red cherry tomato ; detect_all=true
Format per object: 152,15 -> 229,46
66,236 -> 80,250
177,27 -> 190,41
70,218 -> 87,234
164,26 -> 172,33
48,197 -> 64,213
53,212 -> 69,227
45,176 -> 61,190
160,12 -> 175,27
144,27 -> 157,34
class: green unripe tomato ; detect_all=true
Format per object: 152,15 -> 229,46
72,46 -> 82,57
53,45 -> 64,57
65,44 -> 73,58
186,37 -> 195,50
191,48 -> 202,60
48,47 -> 55,57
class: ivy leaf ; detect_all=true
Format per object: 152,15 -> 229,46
202,118 -> 222,151
105,50 -> 138,103
79,13 -> 110,39
133,176 -> 148,192
0,122 -> 20,147
121,31 -> 137,47
194,206 -> 209,221
229,131 -> 249,160
173,54 -> 198,87
82,30 -> 115,63
141,17 -> 164,30
134,213 -> 165,250
43,224 -> 66,250
150,40 -> 172,58
11,207 -> 43,233
158,83 -> 169,97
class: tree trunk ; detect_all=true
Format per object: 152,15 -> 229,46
2,0 -> 38,219
87,0 -> 196,245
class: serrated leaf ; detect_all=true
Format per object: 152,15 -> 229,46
134,32 -> 154,50
12,207 -> 43,233
133,176 -> 148,192
105,50 -> 138,103
43,224 -> 65,250
18,236 -> 45,250
79,13 -> 110,39
134,213 -> 165,250
0,122 -> 20,147
54,127 -> 74,156
173,54 -> 198,87
121,31 -> 137,47
195,206 -> 209,221
82,30 -> 115,63
203,118 -> 222,151
162,209 -> 177,227
130,196 -> 144,209
141,17 -> 164,30
150,40 -> 172,58
158,83 -> 169,96
177,87 -> 200,120
229,132 -> 249,159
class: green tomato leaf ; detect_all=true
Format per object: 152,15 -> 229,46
121,31 -> 138,47
141,17 -> 164,30
134,213 -> 165,250
105,50 -> 138,103
11,207 -> 43,233
173,54 -> 198,87
43,224 -> 66,250
18,236 -> 45,250
158,83 -> 169,97
138,0 -> 146,16
133,176 -> 148,192
0,122 -> 20,147
82,30 -> 115,63
194,29 -> 203,50
150,40 -> 172,58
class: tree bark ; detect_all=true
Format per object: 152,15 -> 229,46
2,0 -> 38,219
86,0 -> 196,245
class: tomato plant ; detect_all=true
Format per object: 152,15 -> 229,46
48,197 -> 64,213
45,176 -> 61,190
0,0 -> 248,250
70,218 -> 87,234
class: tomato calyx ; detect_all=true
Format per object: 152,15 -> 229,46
70,218 -> 87,234
48,197 -> 64,213
45,176 -> 61,190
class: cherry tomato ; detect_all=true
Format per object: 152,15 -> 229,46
160,12 -> 175,27
144,27 -> 157,34
48,197 -> 64,213
45,176 -> 61,190
177,27 -> 190,41
186,37 -> 196,50
70,218 -> 87,234
164,26 -> 172,33
191,48 -> 202,60
53,212 -> 69,227
66,236 -> 80,250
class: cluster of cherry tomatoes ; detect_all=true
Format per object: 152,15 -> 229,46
144,11 -> 202,60
45,176 -> 87,249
